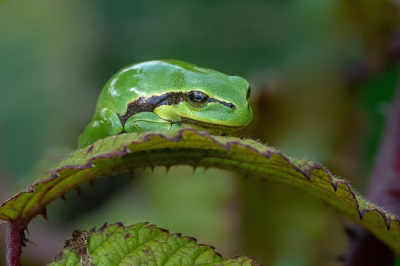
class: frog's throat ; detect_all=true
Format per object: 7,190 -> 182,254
117,92 -> 235,126
178,116 -> 244,132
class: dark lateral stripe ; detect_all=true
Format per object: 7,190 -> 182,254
118,92 -> 236,126
208,98 -> 236,110
118,92 -> 186,125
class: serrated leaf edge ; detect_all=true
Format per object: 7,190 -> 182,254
87,222 -> 262,266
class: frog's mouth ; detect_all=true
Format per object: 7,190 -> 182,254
178,117 -> 244,132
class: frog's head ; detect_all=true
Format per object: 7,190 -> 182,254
153,60 -> 253,134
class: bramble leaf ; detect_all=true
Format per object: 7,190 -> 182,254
48,222 -> 260,266
0,129 -> 399,254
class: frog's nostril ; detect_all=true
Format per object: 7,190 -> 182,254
229,104 -> 236,110
246,87 -> 251,100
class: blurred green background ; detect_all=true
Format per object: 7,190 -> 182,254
0,0 -> 399,265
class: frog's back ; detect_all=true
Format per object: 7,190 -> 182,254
96,60 -> 232,115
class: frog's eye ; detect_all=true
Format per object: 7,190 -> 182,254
187,91 -> 209,108
246,87 -> 251,100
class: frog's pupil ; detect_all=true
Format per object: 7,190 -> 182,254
195,95 -> 202,100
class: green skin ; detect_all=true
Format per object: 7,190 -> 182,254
78,60 -> 253,148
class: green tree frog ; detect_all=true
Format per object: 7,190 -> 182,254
78,60 -> 253,148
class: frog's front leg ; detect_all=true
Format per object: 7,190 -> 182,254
124,112 -> 183,133
78,107 -> 124,148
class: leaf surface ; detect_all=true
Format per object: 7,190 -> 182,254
0,129 -> 399,254
48,222 -> 260,266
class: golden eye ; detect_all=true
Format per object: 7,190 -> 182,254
187,91 -> 209,108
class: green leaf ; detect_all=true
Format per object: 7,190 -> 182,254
48,222 -> 260,266
0,129 -> 399,254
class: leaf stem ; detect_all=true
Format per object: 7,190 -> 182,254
6,219 -> 24,266
346,86 -> 400,265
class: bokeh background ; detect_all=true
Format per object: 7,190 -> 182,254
0,0 -> 399,265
